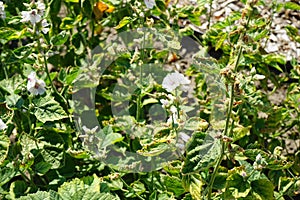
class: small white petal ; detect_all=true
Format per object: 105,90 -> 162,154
21,11 -> 30,22
41,19 -> 50,34
37,1 -> 45,11
255,154 -> 262,162
37,87 -> 46,95
144,0 -> 156,9
170,105 -> 177,114
253,74 -> 265,80
0,119 -> 7,130
0,1 -> 5,19
160,99 -> 169,107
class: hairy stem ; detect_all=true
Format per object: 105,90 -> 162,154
206,5 -> 253,199
207,0 -> 213,29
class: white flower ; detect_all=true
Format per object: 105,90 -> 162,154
21,9 -> 42,25
0,1 -> 6,19
41,19 -> 50,34
0,119 -> 7,130
144,0 -> 156,9
27,71 -> 46,95
162,71 -> 191,93
167,114 -> 178,125
250,67 -> 256,75
253,74 -> 265,80
160,94 -> 176,108
255,153 -> 262,162
167,105 -> 178,125
170,105 -> 177,114
241,171 -> 247,177
36,1 -> 45,13
253,153 -> 267,170
160,99 -> 169,108
167,94 -> 175,101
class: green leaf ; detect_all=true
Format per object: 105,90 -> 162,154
142,98 -> 159,106
9,180 -> 28,199
238,160 -> 268,182
67,149 -> 90,159
162,175 -> 185,197
163,160 -> 182,175
225,173 -> 251,198
188,10 -> 202,26
41,147 -> 64,169
184,117 -> 209,131
17,190 -> 60,200
0,134 -> 9,165
285,25 -> 300,43
71,32 -> 85,55
182,131 -> 221,174
254,29 -> 269,41
251,179 -> 275,200
244,149 -> 294,170
58,174 -> 119,200
278,177 -> 295,194
107,178 -> 123,191
284,2 -> 300,10
34,161 -> 52,176
50,31 -> 70,45
33,96 -> 67,123
65,67 -> 80,85
156,0 -> 166,11
115,17 -> 131,29
182,174 -> 203,200
0,28 -> 27,43
285,25 -> 299,36
59,17 -> 75,30
125,181 -> 146,198
137,143 -> 169,157
0,167 -> 16,187
213,172 -> 227,190
232,125 -> 251,142
0,74 -> 23,94
58,68 -> 67,83
6,94 -> 24,108
96,126 -> 123,149
262,54 -> 285,72
215,31 -> 227,50
36,131 -> 65,169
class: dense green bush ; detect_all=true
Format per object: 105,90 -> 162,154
0,0 -> 299,199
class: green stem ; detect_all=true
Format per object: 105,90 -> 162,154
206,28 -> 246,200
136,94 -> 141,121
27,96 -> 34,135
207,142 -> 225,200
18,169 -> 35,186
136,29 -> 146,121
2,62 -> 8,79
207,0 -> 213,29
35,32 -> 71,119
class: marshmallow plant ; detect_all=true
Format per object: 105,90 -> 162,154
0,0 -> 299,199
